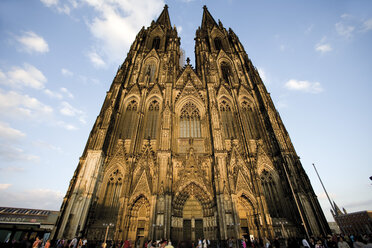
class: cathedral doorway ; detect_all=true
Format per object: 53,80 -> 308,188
183,195 -> 204,241
171,183 -> 216,243
125,196 -> 150,246
237,194 -> 258,239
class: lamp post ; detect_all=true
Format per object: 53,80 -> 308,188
103,223 -> 114,247
278,221 -> 288,238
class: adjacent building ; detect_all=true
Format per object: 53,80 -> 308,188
0,207 -> 59,243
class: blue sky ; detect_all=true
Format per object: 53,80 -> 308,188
0,0 -> 371,222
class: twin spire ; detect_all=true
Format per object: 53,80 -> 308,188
155,5 -> 218,30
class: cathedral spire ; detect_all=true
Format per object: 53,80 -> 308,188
156,4 -> 172,29
201,5 -> 217,30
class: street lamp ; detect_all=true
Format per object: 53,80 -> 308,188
277,221 -> 288,238
103,223 -> 114,247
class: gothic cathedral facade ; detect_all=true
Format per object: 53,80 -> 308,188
53,5 -> 330,243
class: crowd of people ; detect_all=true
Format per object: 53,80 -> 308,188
2,234 -> 372,248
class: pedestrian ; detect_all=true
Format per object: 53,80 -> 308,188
70,238 -> 78,248
44,240 -> 51,248
165,241 -> 174,248
33,237 -> 42,248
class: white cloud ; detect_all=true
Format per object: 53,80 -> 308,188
0,184 -> 12,190
44,89 -> 63,99
83,0 -> 164,65
61,68 -> 73,77
0,89 -> 53,119
0,144 -> 40,162
16,31 -> 49,54
87,51 -> 106,67
335,22 -> 355,38
60,87 -> 74,98
362,18 -> 372,32
56,121 -> 78,131
315,43 -> 332,53
177,26 -> 183,34
40,0 -> 72,14
59,101 -> 86,124
315,37 -> 332,53
0,122 -> 26,141
0,63 -> 47,90
0,188 -> 63,210
284,79 -> 324,94
40,0 -> 59,7
257,68 -> 267,82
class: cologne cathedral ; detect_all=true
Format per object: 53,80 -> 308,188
53,5 -> 330,244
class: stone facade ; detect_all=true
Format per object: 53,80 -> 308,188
52,5 -> 330,243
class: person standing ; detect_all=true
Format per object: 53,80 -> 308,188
70,237 -> 78,248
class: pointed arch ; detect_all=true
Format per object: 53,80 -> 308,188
179,102 -> 201,138
144,99 -> 160,139
122,99 -> 139,139
240,98 -> 260,140
173,182 -> 214,218
125,195 -> 151,241
219,98 -> 237,139
98,167 -> 124,220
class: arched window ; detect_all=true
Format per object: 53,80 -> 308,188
241,101 -> 259,139
214,37 -> 222,51
144,100 -> 160,139
220,100 -> 237,139
123,100 -> 138,139
180,102 -> 201,138
100,169 -> 123,219
221,62 -> 232,84
152,37 -> 160,50
144,63 -> 156,83
260,170 -> 282,218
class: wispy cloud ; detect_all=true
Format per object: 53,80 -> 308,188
362,18 -> 372,32
61,68 -> 73,77
0,122 -> 26,141
335,22 -> 355,38
87,51 -> 106,67
59,101 -> 86,124
60,87 -> 74,98
257,67 -> 267,83
284,79 -> 324,94
40,0 -> 72,14
315,43 -> 332,53
0,64 -> 47,90
0,184 -> 12,190
44,89 -> 63,99
0,144 -> 39,162
0,89 -> 53,119
16,31 -> 49,54
0,187 -> 63,210
315,37 -> 332,54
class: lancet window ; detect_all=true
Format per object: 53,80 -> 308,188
152,37 -> 161,50
180,102 -> 201,138
144,100 -> 160,139
260,170 -> 282,218
241,100 -> 259,139
220,100 -> 237,139
101,169 -> 123,219
214,37 -> 222,51
221,62 -> 232,84
123,100 -> 138,139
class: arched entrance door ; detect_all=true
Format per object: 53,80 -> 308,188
237,194 -> 258,240
125,196 -> 150,247
171,183 -> 216,243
